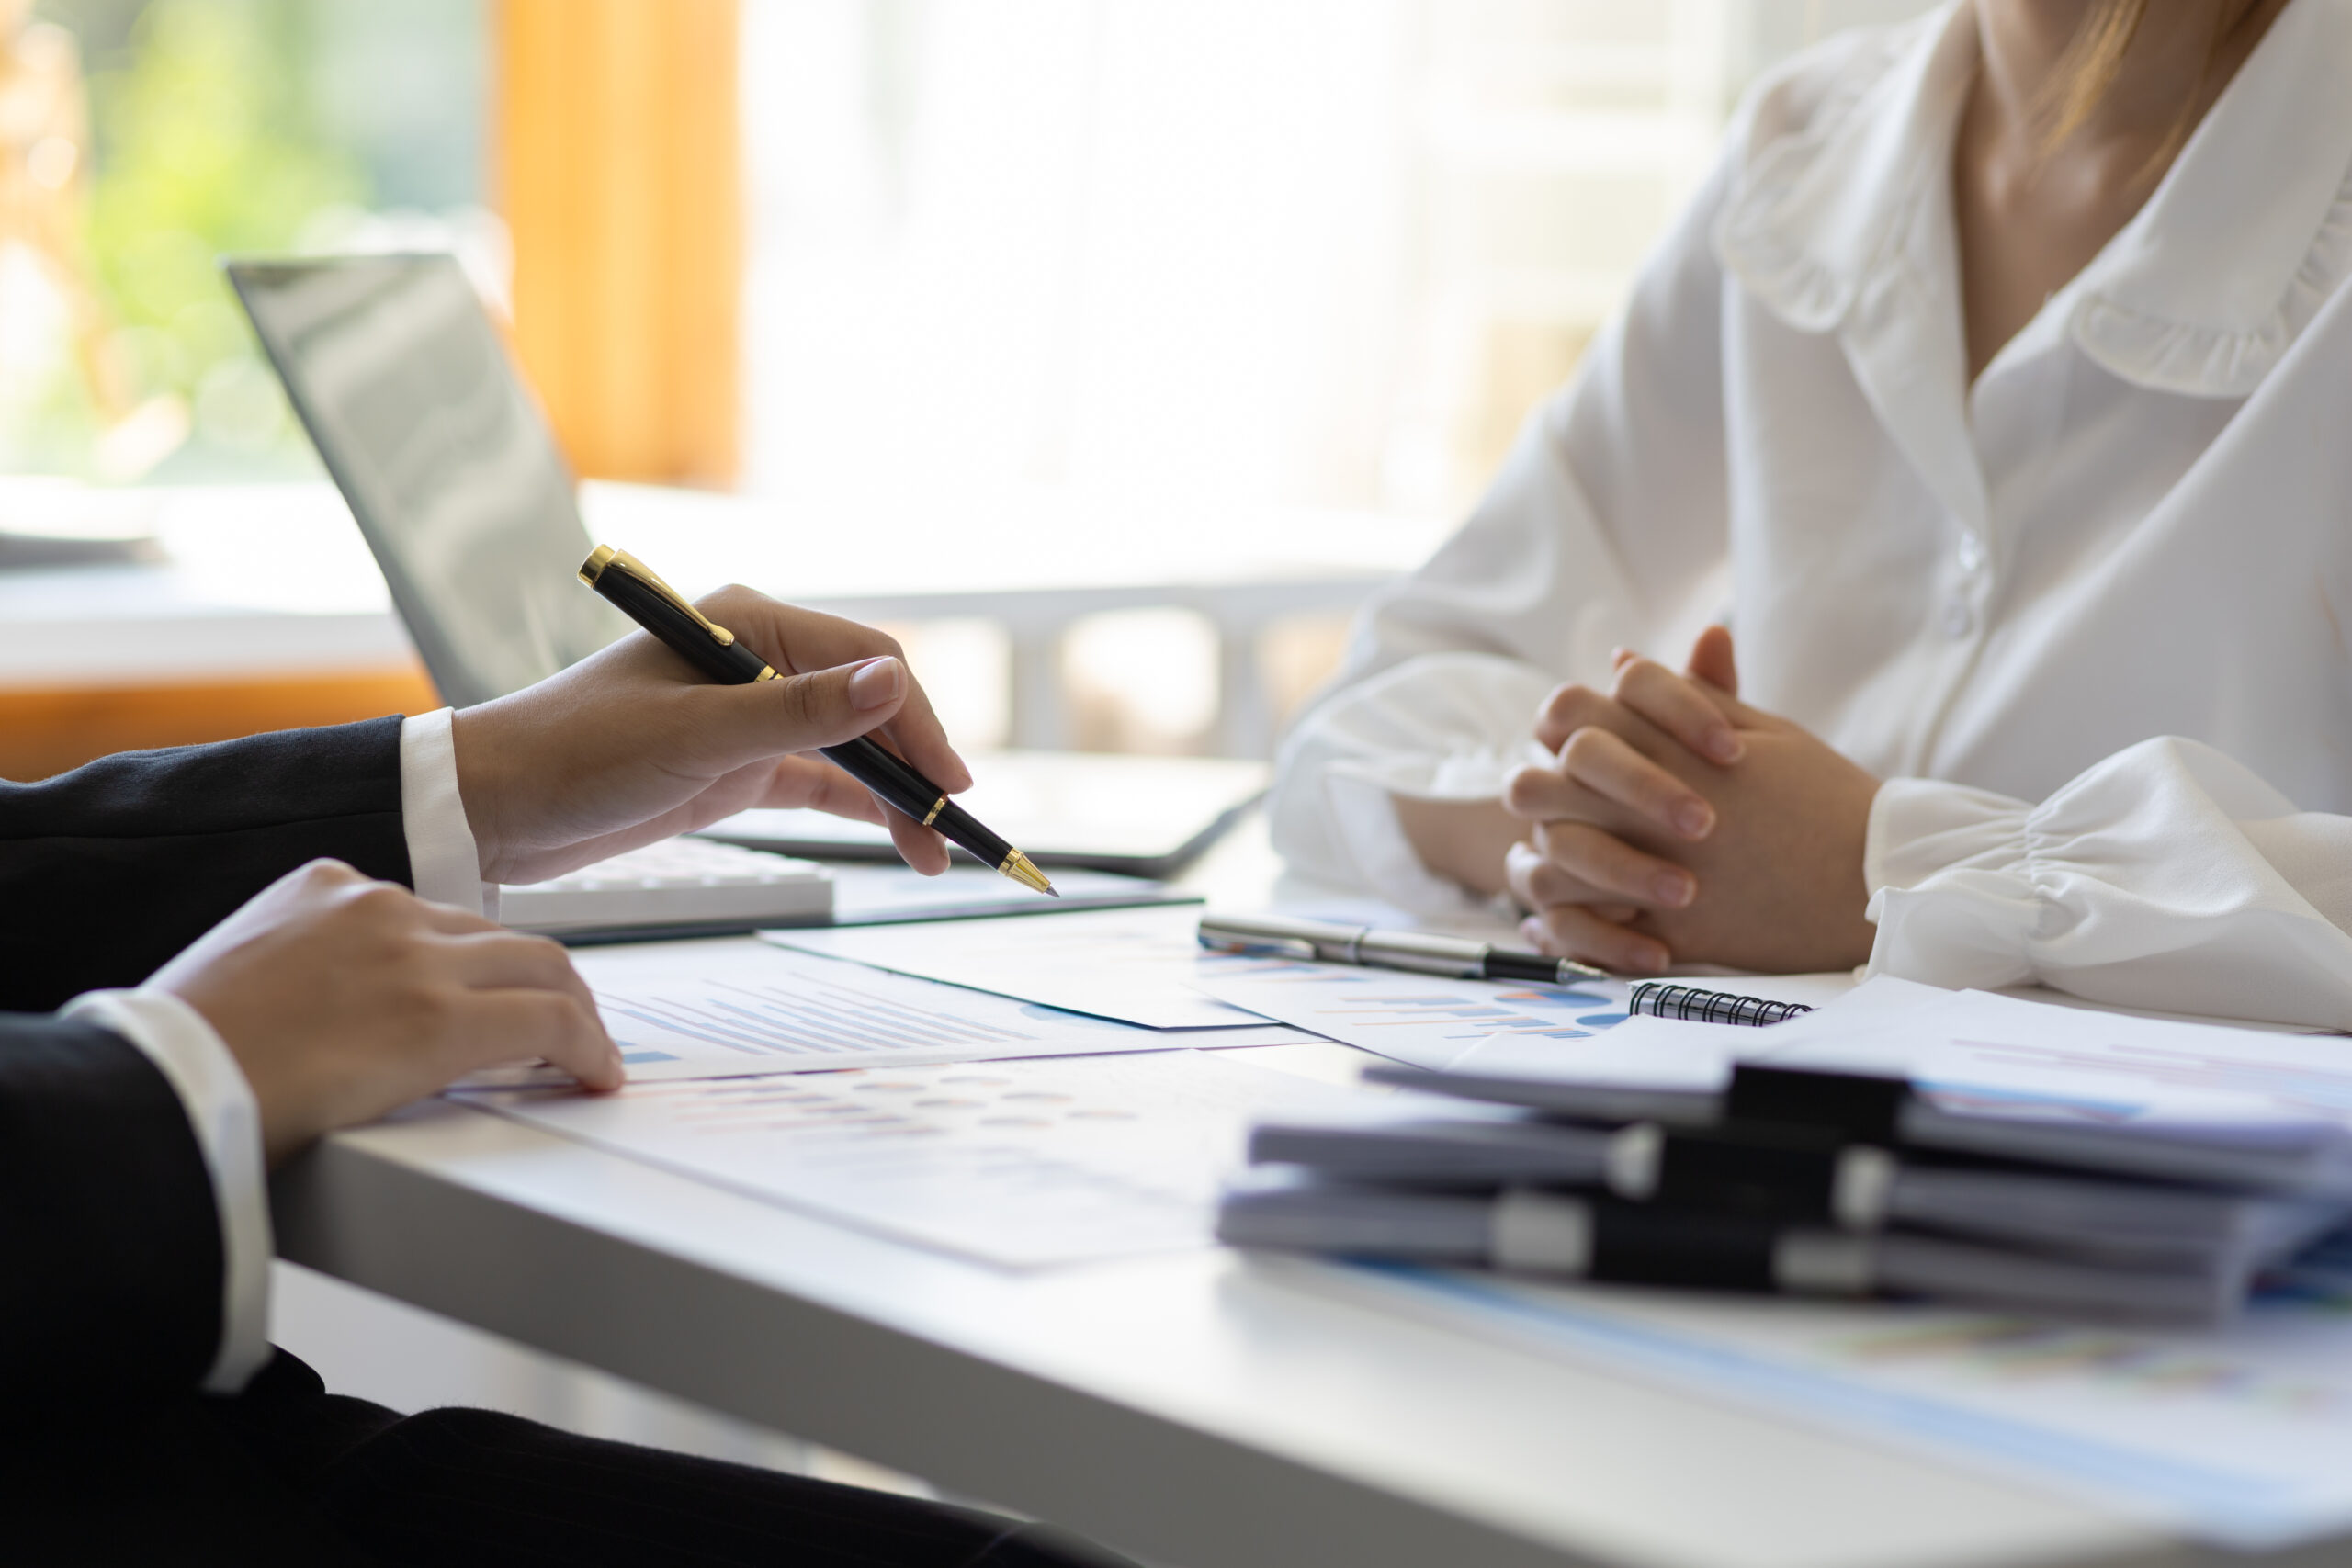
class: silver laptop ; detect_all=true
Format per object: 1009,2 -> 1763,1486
227,254 -> 628,708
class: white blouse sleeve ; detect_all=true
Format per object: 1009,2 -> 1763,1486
1864,736 -> 2352,1028
1268,146 -> 1742,911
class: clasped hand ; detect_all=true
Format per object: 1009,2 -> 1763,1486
1501,626 -> 1881,975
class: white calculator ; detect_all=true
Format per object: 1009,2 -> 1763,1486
498,837 -> 832,938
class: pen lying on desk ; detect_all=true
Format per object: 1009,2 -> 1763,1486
579,545 -> 1056,897
1197,911 -> 1605,984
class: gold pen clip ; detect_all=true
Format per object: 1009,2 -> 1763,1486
579,544 -> 738,648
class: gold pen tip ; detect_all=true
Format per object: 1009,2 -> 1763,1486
999,850 -> 1055,897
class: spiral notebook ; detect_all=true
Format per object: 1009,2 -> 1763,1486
1627,981 -> 1814,1027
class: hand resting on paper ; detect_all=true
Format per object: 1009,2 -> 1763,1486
146,589 -> 978,1165
451,584 -> 974,885
1498,626 -> 1881,975
152,860 -> 623,1166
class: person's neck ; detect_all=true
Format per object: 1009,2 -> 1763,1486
1970,0 -> 2279,180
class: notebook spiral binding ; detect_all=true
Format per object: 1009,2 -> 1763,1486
1627,981 -> 1814,1028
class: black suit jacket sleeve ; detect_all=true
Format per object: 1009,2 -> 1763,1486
1,718 -> 419,1407
0,717 -> 414,1013
0,1013 -> 225,1409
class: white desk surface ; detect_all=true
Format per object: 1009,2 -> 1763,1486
270,821 -> 2222,1568
0,480 -> 1450,685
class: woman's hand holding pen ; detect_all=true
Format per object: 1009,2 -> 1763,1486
1502,626 -> 1881,975
451,584 -> 973,885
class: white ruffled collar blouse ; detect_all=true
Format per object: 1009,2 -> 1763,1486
1270,0 -> 2352,1025
1720,0 -> 2352,401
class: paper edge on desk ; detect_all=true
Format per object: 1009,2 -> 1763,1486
1243,1255 -> 2352,1551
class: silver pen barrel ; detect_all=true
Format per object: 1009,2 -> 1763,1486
1198,912 -> 1489,977
1351,928 -> 1492,977
1196,912 -> 1372,963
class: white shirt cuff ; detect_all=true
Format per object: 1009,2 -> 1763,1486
400,706 -> 489,916
62,988 -> 272,1395
1860,775 -> 2042,992
1862,774 -> 2032,897
1860,740 -> 2352,1027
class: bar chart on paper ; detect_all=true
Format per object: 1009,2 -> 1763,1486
551,938 -> 1295,1082
1196,965 -> 1635,1071
605,953 -> 1024,1055
466,1051 -> 1355,1267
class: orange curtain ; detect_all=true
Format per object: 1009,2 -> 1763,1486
494,0 -> 741,487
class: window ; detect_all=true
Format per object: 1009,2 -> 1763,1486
9,0 -> 488,481
740,0 -> 1936,528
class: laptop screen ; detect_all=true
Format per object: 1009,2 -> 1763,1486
228,254 -> 629,707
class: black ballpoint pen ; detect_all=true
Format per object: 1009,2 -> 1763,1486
579,545 -> 1056,897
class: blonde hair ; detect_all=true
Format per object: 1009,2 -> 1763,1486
2040,0 -> 2261,168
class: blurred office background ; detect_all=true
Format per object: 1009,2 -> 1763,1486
0,0 -> 1933,1484
3,0 -> 1931,777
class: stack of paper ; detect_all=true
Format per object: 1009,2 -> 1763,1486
1221,980 -> 2352,1325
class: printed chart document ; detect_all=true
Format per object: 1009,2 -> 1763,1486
1226,964 -> 2352,1106
1766,982 -> 2352,1122
464,1051 -> 1351,1267
1195,963 -> 1637,1071
765,905 -> 1293,1029
1454,976 -> 2352,1151
558,938 -> 1301,1083
1295,1251 -> 2352,1551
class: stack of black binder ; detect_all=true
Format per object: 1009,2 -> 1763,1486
1217,1058 -> 2352,1325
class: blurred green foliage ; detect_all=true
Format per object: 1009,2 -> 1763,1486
82,0 -> 368,450
11,0 -> 478,477
17,0 -> 375,475
94,0 -> 371,470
